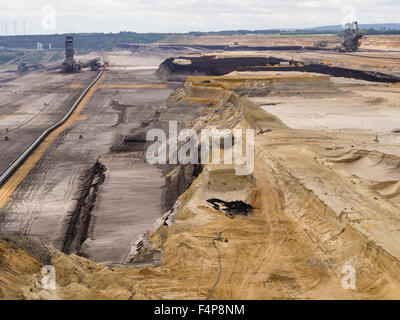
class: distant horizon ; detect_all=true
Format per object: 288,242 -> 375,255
0,22 -> 400,38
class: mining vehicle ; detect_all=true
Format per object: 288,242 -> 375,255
17,62 -> 43,72
61,36 -> 81,73
337,21 -> 364,52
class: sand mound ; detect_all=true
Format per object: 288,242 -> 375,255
320,148 -> 400,207
323,149 -> 400,182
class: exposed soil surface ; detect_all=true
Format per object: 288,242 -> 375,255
1,41 -> 400,300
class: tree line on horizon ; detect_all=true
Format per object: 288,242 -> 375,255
1,28 -> 400,50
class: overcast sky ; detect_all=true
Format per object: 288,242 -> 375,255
0,0 -> 399,35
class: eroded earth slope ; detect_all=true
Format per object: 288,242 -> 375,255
1,49 -> 400,300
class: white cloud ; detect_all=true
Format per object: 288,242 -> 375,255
0,0 -> 398,34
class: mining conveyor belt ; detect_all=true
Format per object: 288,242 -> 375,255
0,69 -> 105,188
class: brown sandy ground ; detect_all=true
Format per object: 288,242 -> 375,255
159,34 -> 400,52
2,72 -> 400,300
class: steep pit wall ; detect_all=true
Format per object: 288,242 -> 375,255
129,79 -> 252,268
62,161 -> 106,256
63,79 -> 246,264
185,74 -> 338,97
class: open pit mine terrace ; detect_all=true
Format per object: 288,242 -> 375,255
1,46 -> 400,300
